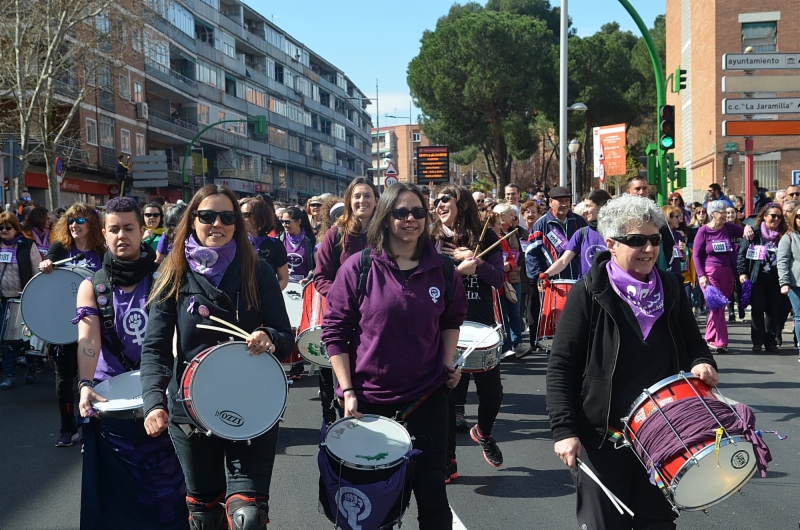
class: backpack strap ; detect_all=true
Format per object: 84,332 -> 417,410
439,254 -> 455,306
91,268 -> 141,372
356,248 -> 372,294
356,249 -> 454,306
332,227 -> 343,267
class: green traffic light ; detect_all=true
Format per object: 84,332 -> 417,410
661,137 -> 674,149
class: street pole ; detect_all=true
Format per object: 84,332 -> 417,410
376,79 -> 380,189
744,138 -> 754,217
570,151 -> 578,204
558,0 -> 568,188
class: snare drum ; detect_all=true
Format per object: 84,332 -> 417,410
180,341 -> 288,441
25,334 -> 48,357
282,282 -> 304,330
296,282 -> 331,367
2,299 -> 26,342
536,279 -> 576,349
92,370 -> 145,419
457,322 -> 502,372
622,374 -> 757,511
20,267 -> 92,344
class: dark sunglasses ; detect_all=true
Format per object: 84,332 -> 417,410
434,194 -> 451,207
668,197 -> 680,202
0,226 -> 14,231
280,218 -> 296,225
476,199 -> 484,203
68,217 -> 87,225
193,210 -> 237,225
612,233 -> 662,247
144,212 -> 161,218
766,213 -> 782,219
391,207 -> 428,220
789,192 -> 800,198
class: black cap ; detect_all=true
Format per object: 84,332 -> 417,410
549,186 -> 571,199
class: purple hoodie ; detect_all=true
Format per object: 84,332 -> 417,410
313,226 -> 368,297
321,239 -> 467,405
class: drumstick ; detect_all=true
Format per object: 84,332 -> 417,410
209,315 -> 251,338
453,324 -> 503,368
577,458 -> 634,517
53,253 -> 84,266
475,228 -> 518,260
474,219 -> 490,256
196,324 -> 250,341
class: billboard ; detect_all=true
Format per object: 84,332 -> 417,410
593,124 -> 627,182
416,146 -> 449,183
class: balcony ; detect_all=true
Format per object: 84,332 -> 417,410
98,89 -> 115,112
201,126 -> 249,150
100,146 -> 117,168
145,58 -> 198,97
147,108 -> 198,139
54,78 -> 79,98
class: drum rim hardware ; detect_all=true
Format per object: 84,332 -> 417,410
323,414 -> 412,471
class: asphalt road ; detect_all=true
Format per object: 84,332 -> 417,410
1,317 -> 799,530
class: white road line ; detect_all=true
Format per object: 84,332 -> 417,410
451,506 -> 468,530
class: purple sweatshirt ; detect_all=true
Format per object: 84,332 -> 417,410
693,222 -> 744,276
313,226 -> 368,297
321,239 -> 467,405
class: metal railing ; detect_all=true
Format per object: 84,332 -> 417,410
147,107 -> 199,136
145,58 -> 198,91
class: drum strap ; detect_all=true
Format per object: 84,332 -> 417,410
90,268 -> 138,372
356,248 -> 455,305
394,393 -> 432,423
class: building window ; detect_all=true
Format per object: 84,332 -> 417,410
742,22 -> 777,52
741,160 -> 779,190
196,61 -> 218,88
135,133 -> 145,156
217,111 -> 226,128
99,116 -> 115,148
413,132 -> 421,142
86,118 -> 98,145
133,81 -> 143,103
120,129 -> 131,154
132,29 -> 142,52
239,155 -> 253,171
197,104 -> 209,124
119,74 -> 130,99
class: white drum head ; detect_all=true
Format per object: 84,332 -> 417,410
188,342 -> 288,440
296,329 -> 331,367
325,415 -> 412,469
21,267 -> 92,344
671,436 -> 757,510
282,282 -> 304,329
93,371 -> 144,412
458,322 -> 502,350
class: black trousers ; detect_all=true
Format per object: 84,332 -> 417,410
359,387 -> 452,530
447,365 -> 503,459
53,343 -> 78,433
529,283 -> 540,348
168,422 -> 279,516
750,274 -> 781,348
573,439 -> 676,530
318,367 -> 338,421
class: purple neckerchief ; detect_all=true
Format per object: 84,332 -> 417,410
72,306 -> 100,324
250,234 -> 270,250
184,235 -> 236,288
606,260 -> 665,339
32,228 -> 49,253
0,235 -> 23,264
760,222 -> 780,243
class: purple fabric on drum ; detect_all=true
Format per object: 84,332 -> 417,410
633,397 -> 773,478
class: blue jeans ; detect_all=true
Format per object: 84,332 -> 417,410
786,286 -> 800,352
500,283 -> 522,351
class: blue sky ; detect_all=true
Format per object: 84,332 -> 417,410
250,0 -> 665,125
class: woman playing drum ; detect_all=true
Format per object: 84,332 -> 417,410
39,204 -> 105,447
321,183 -> 467,529
140,185 -> 294,530
547,195 -> 718,530
431,184 -> 506,477
240,196 -> 289,290
313,177 -> 378,424
0,212 -> 43,389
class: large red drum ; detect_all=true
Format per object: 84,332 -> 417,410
536,280 -> 576,349
295,282 -> 331,367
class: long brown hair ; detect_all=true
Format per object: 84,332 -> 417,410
51,203 -> 105,256
755,203 -> 788,236
430,184 -> 482,250
787,205 -> 800,234
149,185 -> 260,309
367,183 -> 428,261
240,196 -> 274,236
335,177 -> 380,238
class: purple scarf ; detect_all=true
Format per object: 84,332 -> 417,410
249,234 -> 269,250
760,222 -> 780,243
185,235 -> 237,288
606,260 -> 665,339
0,235 -> 23,264
32,227 -> 49,253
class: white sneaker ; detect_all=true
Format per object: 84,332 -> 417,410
500,350 -> 516,360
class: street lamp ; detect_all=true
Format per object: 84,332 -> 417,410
568,139 -> 581,203
568,103 -> 588,112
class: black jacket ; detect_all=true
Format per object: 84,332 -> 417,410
139,252 -> 294,423
546,251 -> 715,445
737,226 -> 780,285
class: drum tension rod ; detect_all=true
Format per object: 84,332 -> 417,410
643,388 -> 701,468
678,372 -> 736,445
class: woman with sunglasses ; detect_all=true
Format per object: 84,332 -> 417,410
0,212 -> 44,390
667,192 -> 692,227
141,202 -> 165,253
431,185 -> 505,477
321,183 -> 466,529
240,197 -> 289,291
278,206 -> 315,286
738,204 -> 787,352
155,202 -> 188,264
548,194 -> 717,530
38,204 -> 105,446
21,206 -> 52,258
693,200 -> 754,353
313,177 -> 378,424
140,185 -> 294,529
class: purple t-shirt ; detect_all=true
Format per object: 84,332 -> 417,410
68,246 -> 102,272
692,222 -> 745,276
564,227 -> 607,278
94,277 -> 151,382
284,232 -> 309,282
156,235 -> 172,256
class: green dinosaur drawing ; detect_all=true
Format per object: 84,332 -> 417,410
355,452 -> 389,462
307,343 -> 321,357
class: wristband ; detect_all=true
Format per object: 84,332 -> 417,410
341,388 -> 355,395
78,378 -> 95,390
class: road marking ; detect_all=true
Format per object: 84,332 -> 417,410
452,507 -> 467,529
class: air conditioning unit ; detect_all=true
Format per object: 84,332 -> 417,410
136,102 -> 149,120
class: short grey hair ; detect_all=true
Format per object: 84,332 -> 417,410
472,191 -> 485,201
706,200 -> 727,215
493,202 -> 514,215
597,195 -> 667,239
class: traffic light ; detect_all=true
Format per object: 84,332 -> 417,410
253,115 -> 267,136
659,105 -> 675,151
663,153 -> 674,182
677,68 -> 687,92
638,154 -> 658,186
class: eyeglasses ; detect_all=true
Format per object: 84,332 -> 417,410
476,199 -> 484,204
391,207 -> 428,220
668,198 -> 680,202
68,217 -> 87,225
766,213 -> 782,219
434,194 -> 451,207
611,233 -> 662,247
143,212 -> 161,218
280,219 -> 294,225
193,210 -> 237,225
0,226 -> 14,232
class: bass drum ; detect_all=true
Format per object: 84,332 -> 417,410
21,267 -> 92,344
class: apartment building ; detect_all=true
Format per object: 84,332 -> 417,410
371,124 -> 432,185
12,0 -> 373,207
667,1 -> 800,202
